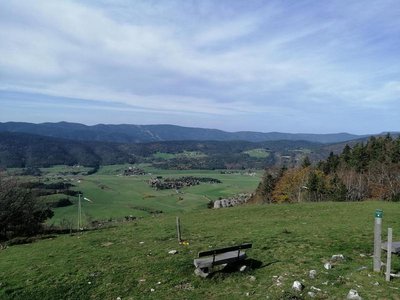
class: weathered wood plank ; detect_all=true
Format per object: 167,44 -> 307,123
194,250 -> 247,268
198,243 -> 252,257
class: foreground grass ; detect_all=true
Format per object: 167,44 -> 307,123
1,201 -> 400,299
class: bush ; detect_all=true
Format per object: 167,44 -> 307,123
0,175 -> 54,240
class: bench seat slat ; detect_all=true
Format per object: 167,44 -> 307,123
194,250 -> 247,268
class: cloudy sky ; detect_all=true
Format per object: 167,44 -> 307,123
0,0 -> 399,134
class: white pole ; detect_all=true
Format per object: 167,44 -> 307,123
78,194 -> 82,231
373,209 -> 383,272
386,228 -> 393,281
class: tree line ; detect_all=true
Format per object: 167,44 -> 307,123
251,135 -> 400,203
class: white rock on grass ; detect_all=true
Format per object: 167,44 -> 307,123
292,281 -> 304,292
347,289 -> 362,300
331,254 -> 345,261
308,291 -> 316,298
168,250 -> 178,255
309,270 -> 317,279
239,265 -> 247,272
324,262 -> 332,270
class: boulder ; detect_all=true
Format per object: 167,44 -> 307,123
347,289 -> 362,300
292,281 -> 304,292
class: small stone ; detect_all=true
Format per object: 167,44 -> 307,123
139,241 -> 144,244
116,297 -> 121,300
331,254 -> 345,261
157,281 -> 161,285
245,292 -> 250,296
150,288 -> 155,292
324,262 -> 332,270
308,291 -> 316,298
239,265 -> 247,272
347,289 -> 362,300
309,270 -> 317,279
292,281 -> 304,292
88,281 -> 91,285
168,250 -> 178,255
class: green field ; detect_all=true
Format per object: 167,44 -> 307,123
243,149 -> 271,158
38,165 -> 262,225
1,201 -> 399,299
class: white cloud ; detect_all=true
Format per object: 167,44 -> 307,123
0,0 -> 399,131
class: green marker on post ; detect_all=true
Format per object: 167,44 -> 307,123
375,209 -> 383,218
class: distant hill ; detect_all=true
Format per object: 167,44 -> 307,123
0,122 -> 363,144
0,132 -> 322,168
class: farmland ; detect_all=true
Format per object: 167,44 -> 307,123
32,164 -> 262,225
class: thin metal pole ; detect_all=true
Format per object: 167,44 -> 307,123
176,216 -> 181,242
373,209 -> 383,272
386,228 -> 393,281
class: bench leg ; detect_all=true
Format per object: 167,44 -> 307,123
194,267 -> 210,278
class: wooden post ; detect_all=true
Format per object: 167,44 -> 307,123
176,216 -> 181,242
373,209 -> 383,272
386,228 -> 393,281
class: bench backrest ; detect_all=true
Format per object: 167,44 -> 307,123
198,243 -> 252,258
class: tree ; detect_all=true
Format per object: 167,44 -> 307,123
0,175 -> 54,240
301,156 -> 311,168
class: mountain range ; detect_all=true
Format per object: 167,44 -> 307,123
0,122 -> 365,144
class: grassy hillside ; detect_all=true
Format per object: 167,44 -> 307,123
1,201 -> 399,299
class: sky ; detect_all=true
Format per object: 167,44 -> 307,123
0,0 -> 399,134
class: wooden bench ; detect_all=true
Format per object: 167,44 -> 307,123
194,243 -> 252,277
382,241 -> 400,254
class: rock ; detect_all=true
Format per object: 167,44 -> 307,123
213,200 -> 221,208
308,291 -> 316,298
324,262 -> 332,270
331,254 -> 345,261
157,281 -> 161,285
347,289 -> 362,300
239,265 -> 247,272
139,241 -> 144,244
168,250 -> 178,255
292,281 -> 304,292
309,270 -> 317,279
249,276 -> 256,281
150,288 -> 155,292
116,297 -> 121,300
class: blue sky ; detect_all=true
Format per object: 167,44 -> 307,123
0,0 -> 399,134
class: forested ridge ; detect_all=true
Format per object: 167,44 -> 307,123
0,132 -> 320,169
251,134 -> 400,203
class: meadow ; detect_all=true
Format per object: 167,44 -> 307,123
37,164 -> 262,225
1,201 -> 400,299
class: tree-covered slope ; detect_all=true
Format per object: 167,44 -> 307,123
0,122 -> 363,144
